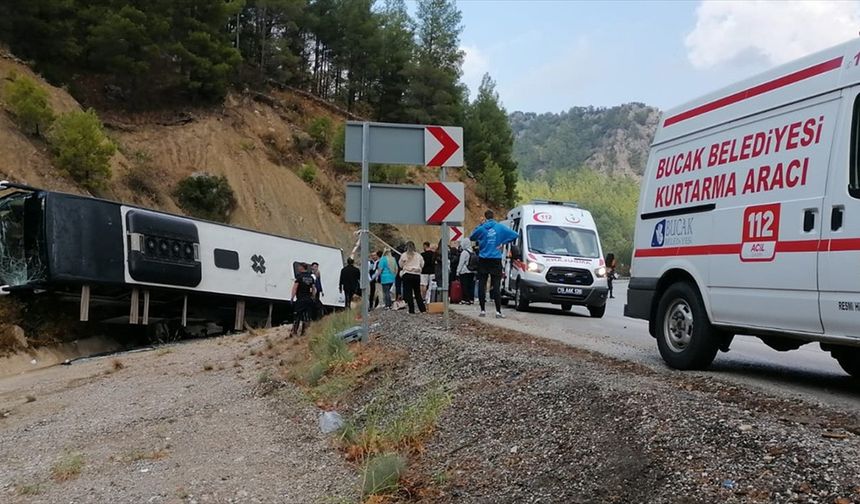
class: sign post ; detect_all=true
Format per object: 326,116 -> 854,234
345,122 -> 464,337
359,122 -> 370,343
440,167 -> 450,330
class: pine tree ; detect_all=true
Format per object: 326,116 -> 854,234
478,158 -> 506,205
465,74 -> 518,204
3,74 -> 55,136
83,4 -> 160,91
404,0 -> 466,125
47,109 -> 116,191
164,0 -> 244,100
372,0 -> 415,122
237,0 -> 306,84
333,0 -> 382,113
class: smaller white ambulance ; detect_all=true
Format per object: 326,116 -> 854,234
502,201 -> 609,317
626,39 -> 860,377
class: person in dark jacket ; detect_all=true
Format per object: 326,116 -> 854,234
339,258 -> 361,309
291,263 -> 317,336
394,243 -> 407,301
605,253 -> 617,299
311,261 -> 324,319
469,210 -> 518,318
420,242 -> 435,302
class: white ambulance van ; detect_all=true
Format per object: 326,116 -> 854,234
625,40 -> 860,377
502,201 -> 609,317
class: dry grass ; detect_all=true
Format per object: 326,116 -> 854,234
24,394 -> 36,403
340,384 -> 451,462
111,359 -> 125,371
202,363 -> 214,371
16,482 -> 43,496
51,452 -> 84,482
122,449 -> 168,463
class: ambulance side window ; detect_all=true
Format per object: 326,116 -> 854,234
512,218 -> 522,257
850,94 -> 860,199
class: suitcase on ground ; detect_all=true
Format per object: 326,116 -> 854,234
449,279 -> 463,304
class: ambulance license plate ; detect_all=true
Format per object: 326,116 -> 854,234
557,287 -> 583,295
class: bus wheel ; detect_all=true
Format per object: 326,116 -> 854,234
830,347 -> 860,379
656,282 -> 719,370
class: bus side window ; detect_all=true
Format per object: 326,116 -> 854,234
850,93 -> 860,199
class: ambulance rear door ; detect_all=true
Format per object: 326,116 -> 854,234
819,87 -> 860,338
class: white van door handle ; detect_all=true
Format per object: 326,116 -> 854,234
803,209 -> 816,232
831,206 -> 844,231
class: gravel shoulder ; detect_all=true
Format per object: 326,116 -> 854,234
0,331 -> 357,504
368,311 -> 860,503
3,309 -> 860,504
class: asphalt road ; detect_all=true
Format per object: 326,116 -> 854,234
451,280 -> 860,412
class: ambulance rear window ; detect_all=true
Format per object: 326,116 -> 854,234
851,95 -> 860,198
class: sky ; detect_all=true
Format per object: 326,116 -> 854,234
453,0 -> 860,113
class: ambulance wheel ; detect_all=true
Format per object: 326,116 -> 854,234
561,303 -> 572,312
830,347 -> 860,379
515,284 -> 529,311
656,282 -> 719,370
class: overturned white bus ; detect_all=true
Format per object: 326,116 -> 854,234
0,181 -> 344,338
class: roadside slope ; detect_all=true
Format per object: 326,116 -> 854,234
0,332 -> 358,503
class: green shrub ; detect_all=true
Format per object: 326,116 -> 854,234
47,110 -> 116,191
175,174 -> 237,222
292,130 -> 314,154
3,74 -> 55,136
307,116 -> 333,150
330,123 -> 352,172
362,453 -> 406,496
308,310 -> 355,366
299,163 -> 317,184
370,165 -> 408,184
51,452 -> 84,482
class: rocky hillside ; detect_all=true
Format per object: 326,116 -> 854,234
510,103 -> 661,179
0,50 -> 488,254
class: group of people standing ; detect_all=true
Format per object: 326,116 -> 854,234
322,208 -> 622,328
334,209 -> 521,317
338,249 -> 400,311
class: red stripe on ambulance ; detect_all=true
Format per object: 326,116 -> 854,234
663,57 -> 843,127
634,238 -> 860,257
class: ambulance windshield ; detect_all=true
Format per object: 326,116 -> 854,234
527,225 -> 599,258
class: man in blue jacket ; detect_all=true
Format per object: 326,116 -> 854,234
469,209 -> 519,318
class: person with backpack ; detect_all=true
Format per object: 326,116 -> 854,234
291,263 -> 317,336
456,238 -> 477,305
